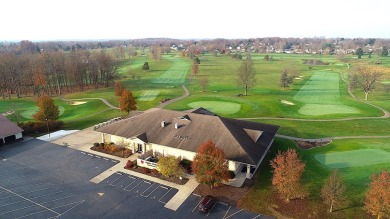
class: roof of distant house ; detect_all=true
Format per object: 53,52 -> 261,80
0,114 -> 23,138
97,108 -> 279,165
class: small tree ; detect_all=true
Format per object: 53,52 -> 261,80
264,54 -> 270,61
119,89 -> 137,114
157,155 -> 184,178
364,171 -> 390,219
192,140 -> 229,188
270,148 -> 307,202
192,62 -> 199,76
199,76 -> 209,92
356,48 -> 364,58
194,56 -> 200,64
32,96 -> 60,122
237,53 -> 256,96
321,169 -> 346,213
142,62 -> 149,70
280,69 -> 292,90
114,82 -> 125,96
381,47 -> 388,57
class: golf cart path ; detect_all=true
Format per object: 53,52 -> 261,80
156,84 -> 190,108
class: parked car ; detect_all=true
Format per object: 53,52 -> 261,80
198,195 -> 216,213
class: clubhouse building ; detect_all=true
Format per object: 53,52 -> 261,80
96,108 -> 279,179
0,114 -> 23,145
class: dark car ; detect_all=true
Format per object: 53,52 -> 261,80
198,195 -> 216,213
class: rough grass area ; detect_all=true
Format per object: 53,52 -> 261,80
138,90 -> 160,101
152,56 -> 190,84
293,71 -> 359,115
187,101 -> 241,115
314,149 -> 390,168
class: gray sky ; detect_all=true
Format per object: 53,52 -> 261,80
1,0 -> 389,41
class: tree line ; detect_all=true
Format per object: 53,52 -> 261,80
0,50 -> 119,98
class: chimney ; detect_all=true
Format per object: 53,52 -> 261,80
174,123 -> 179,129
161,121 -> 165,127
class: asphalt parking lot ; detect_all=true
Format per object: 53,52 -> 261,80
0,139 -> 273,219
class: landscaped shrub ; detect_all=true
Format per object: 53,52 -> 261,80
180,159 -> 193,174
228,171 -> 236,179
99,142 -> 105,148
91,142 -> 132,158
18,121 -> 64,135
151,168 -> 159,176
93,142 -> 99,147
125,160 -> 135,169
141,167 -> 150,174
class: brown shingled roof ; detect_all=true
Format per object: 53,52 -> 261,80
96,108 -> 279,165
0,114 -> 23,138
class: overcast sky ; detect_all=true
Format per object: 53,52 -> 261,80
1,0 -> 389,41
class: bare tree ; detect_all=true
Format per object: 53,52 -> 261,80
237,53 -> 256,96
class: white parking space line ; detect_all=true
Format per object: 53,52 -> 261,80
158,187 -> 173,204
30,191 -> 63,200
14,209 -> 51,219
0,199 -> 25,207
123,177 -> 139,191
55,200 -> 85,218
191,198 -> 203,212
0,204 -> 37,216
224,209 -> 243,219
193,193 -> 201,197
125,179 -> 142,192
19,186 -> 56,195
252,214 -> 262,219
1,177 -> 41,186
207,202 -> 218,216
144,185 -> 160,199
40,195 -> 76,205
223,205 -> 232,219
12,182 -> 51,191
140,182 -> 155,197
109,173 -> 125,186
110,175 -> 127,187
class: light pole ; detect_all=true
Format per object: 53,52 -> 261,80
46,118 -> 50,138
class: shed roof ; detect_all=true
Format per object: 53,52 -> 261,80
0,114 -> 23,139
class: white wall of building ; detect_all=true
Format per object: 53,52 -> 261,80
15,132 -> 23,139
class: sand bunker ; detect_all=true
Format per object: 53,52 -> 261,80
68,101 -> 87,105
281,100 -> 295,105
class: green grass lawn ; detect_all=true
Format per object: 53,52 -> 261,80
187,100 -> 241,115
315,149 -> 390,168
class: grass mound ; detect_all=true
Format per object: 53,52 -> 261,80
314,149 -> 390,168
187,101 -> 241,115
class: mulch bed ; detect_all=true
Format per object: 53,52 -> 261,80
124,166 -> 189,185
91,146 -> 132,158
295,140 -> 332,150
193,179 -> 255,206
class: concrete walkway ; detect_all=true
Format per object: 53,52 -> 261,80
50,128 -> 199,211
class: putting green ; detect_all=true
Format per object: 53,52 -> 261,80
21,106 -> 65,119
188,101 -> 241,115
293,71 -> 358,115
299,104 -> 359,116
315,149 -> 390,168
138,90 -> 160,101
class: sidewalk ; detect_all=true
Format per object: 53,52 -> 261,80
50,128 -> 199,211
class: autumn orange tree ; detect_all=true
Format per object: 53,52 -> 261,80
364,171 -> 390,219
270,148 -> 307,202
32,96 -> 60,121
119,89 -> 137,114
321,169 -> 346,213
192,140 -> 229,188
114,82 -> 125,96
